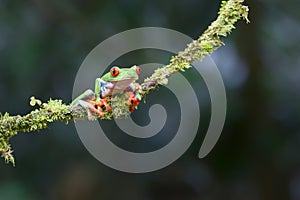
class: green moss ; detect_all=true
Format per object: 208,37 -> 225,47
140,0 -> 249,98
110,94 -> 132,118
0,98 -> 73,165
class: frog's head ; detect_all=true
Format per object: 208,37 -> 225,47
102,65 -> 140,83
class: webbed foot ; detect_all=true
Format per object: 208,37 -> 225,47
126,91 -> 141,112
93,98 -> 111,112
84,98 -> 111,119
77,100 -> 103,120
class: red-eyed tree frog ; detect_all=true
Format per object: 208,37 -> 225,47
71,65 -> 141,120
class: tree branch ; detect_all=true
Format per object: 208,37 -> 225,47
0,0 -> 249,166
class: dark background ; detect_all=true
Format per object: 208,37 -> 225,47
0,0 -> 299,199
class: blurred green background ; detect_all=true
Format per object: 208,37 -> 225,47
0,0 -> 299,199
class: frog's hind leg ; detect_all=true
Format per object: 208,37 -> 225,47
71,89 -> 101,120
70,89 -> 95,106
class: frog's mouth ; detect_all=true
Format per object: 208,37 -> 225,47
112,78 -> 137,89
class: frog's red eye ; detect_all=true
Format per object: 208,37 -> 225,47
110,67 -> 120,77
136,66 -> 141,74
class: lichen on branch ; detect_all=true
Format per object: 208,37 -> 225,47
0,0 -> 249,166
140,0 -> 249,97
0,99 -> 73,166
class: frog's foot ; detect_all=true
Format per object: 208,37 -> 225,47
84,98 -> 111,118
126,92 -> 140,112
94,98 -> 111,112
88,106 -> 104,119
78,100 -> 104,120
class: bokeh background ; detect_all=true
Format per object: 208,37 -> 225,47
0,0 -> 299,199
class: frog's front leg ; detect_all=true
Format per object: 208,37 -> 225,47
126,83 -> 141,112
95,78 -> 112,111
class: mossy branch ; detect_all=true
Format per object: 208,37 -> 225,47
140,0 -> 249,96
0,0 -> 249,166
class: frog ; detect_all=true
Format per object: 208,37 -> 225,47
71,65 -> 141,120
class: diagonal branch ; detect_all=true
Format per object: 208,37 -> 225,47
0,0 -> 249,166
